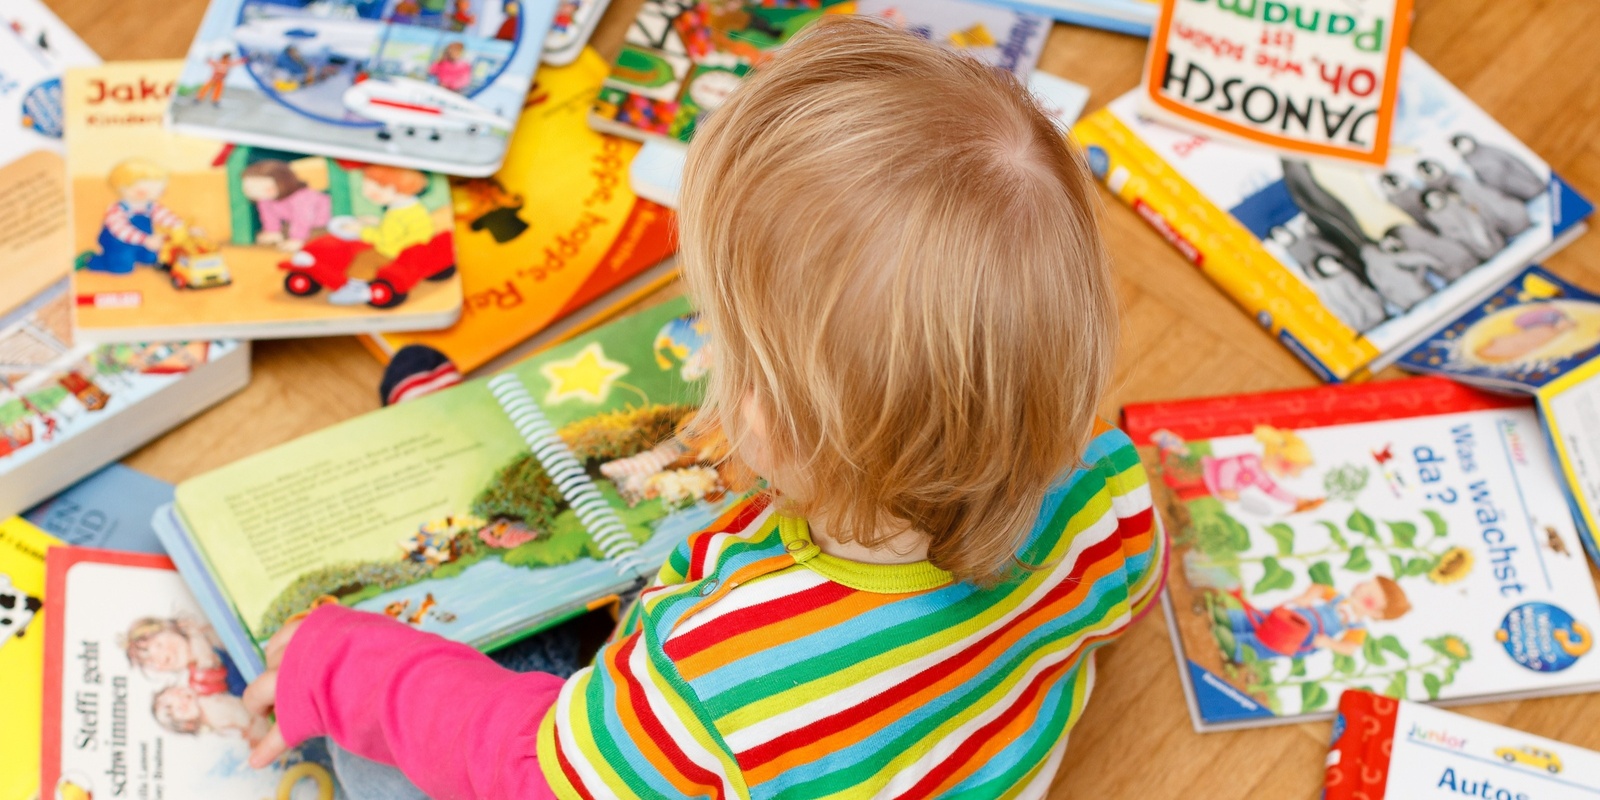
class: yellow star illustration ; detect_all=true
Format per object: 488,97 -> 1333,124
541,342 -> 629,404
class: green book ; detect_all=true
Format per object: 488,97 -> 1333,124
153,298 -> 747,677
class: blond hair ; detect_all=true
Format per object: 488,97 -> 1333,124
678,16 -> 1116,585
108,158 -> 168,190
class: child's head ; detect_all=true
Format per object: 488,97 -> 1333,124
241,159 -> 307,202
108,159 -> 168,204
152,685 -> 203,734
1254,425 -> 1313,477
443,41 -> 465,60
361,165 -> 429,205
1349,576 -> 1411,620
123,617 -> 192,673
677,17 -> 1115,585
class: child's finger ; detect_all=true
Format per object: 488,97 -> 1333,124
263,618 -> 302,668
248,725 -> 288,769
242,668 -> 278,718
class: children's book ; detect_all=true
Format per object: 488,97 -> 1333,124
0,4 -> 96,319
592,0 -> 1049,143
24,464 -> 174,555
1398,267 -> 1600,569
167,0 -> 560,177
967,0 -> 1156,36
543,0 -> 612,66
41,547 -> 343,800
1074,52 -> 1593,383
153,297 -> 752,679
0,281 -> 249,519
66,60 -> 463,344
0,518 -> 59,800
1326,689 -> 1600,799
1123,377 -> 1600,731
364,48 -> 677,375
1141,0 -> 1412,167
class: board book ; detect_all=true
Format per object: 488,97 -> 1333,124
1326,689 -> 1600,799
970,0 -> 1156,36
592,0 -> 1049,143
40,547 -> 343,800
0,1 -> 96,319
167,0 -> 560,177
364,48 -> 677,375
66,60 -> 463,344
0,280 -> 249,518
1073,51 -> 1593,383
1141,0 -> 1412,167
25,463 -> 175,555
1123,377 -> 1600,731
543,0 -> 612,66
154,297 -> 752,679
0,517 -> 59,800
1398,266 -> 1600,570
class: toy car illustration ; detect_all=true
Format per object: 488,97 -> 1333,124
1495,745 -> 1562,774
170,251 -> 233,290
280,217 -> 456,309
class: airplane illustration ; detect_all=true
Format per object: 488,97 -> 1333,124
232,15 -> 380,63
343,74 -> 513,139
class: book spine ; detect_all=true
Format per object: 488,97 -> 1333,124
1072,109 -> 1378,382
1120,376 -> 1526,444
486,373 -> 643,577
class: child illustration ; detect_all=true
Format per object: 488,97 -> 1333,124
1473,306 -> 1578,364
1156,426 -> 1324,516
427,41 -> 472,93
1215,577 -> 1412,662
240,159 -> 332,252
194,52 -> 237,107
152,684 -> 274,746
284,166 -> 438,306
81,159 -> 188,275
123,615 -> 247,698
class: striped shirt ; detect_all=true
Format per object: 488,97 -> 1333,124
104,200 -> 180,246
537,422 -> 1166,798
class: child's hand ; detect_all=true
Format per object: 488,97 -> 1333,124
258,230 -> 283,245
242,617 -> 304,769
147,234 -> 167,252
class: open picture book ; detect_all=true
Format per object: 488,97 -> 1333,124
154,297 -> 752,678
1123,377 -> 1600,731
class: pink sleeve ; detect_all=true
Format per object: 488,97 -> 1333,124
276,604 -> 562,800
256,197 -> 287,237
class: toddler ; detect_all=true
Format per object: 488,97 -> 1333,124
82,159 -> 185,274
244,17 -> 1164,798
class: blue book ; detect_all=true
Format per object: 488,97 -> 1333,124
23,463 -> 173,554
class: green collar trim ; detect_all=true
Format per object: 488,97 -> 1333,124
776,515 -> 953,594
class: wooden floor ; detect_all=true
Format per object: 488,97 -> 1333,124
57,0 -> 1600,796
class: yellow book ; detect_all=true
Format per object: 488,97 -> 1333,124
1073,52 -> 1591,382
364,49 -> 677,375
0,518 -> 61,800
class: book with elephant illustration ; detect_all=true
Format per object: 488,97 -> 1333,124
40,547 -> 344,800
1123,377 -> 1600,731
65,60 -> 463,345
1073,52 -> 1593,383
151,297 -> 749,678
0,517 -> 59,800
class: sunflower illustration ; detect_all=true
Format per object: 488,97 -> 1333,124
1428,547 -> 1474,585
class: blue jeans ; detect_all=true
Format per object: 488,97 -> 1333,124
329,620 -> 587,800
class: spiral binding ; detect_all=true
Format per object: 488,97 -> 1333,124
487,374 -> 643,577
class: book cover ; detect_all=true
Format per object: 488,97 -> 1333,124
40,548 -> 342,800
1074,52 -> 1593,382
66,60 -> 463,344
0,518 -> 60,800
0,6 -> 97,319
1540,358 -> 1600,571
543,0 -> 612,66
593,0 -> 1048,143
976,0 -> 1157,35
1399,266 -> 1600,395
1124,377 -> 1600,730
1326,689 -> 1600,799
366,48 -> 677,374
165,297 -> 753,677
166,0 -> 559,177
25,464 -> 174,555
1141,0 -> 1411,166
0,280 -> 248,518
